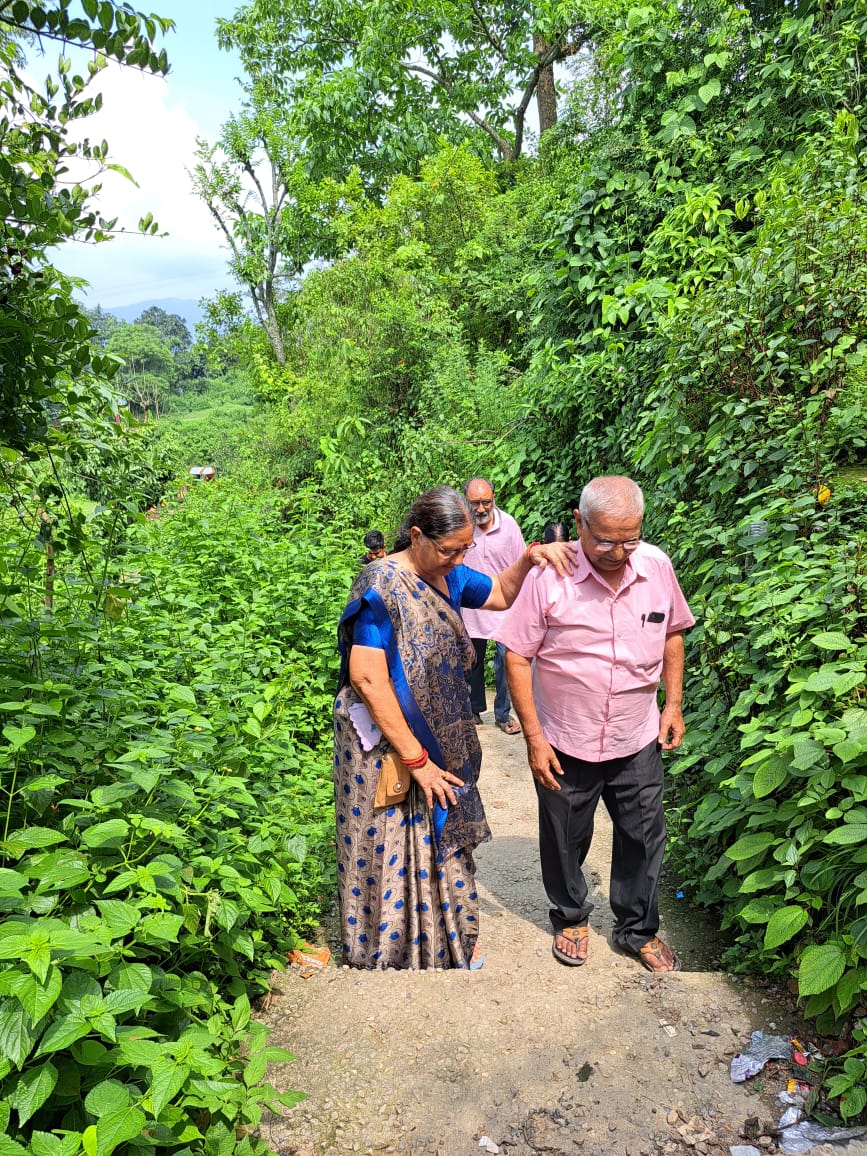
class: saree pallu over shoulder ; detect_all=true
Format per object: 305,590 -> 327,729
334,560 -> 491,969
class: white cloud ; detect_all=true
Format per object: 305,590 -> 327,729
56,63 -> 235,308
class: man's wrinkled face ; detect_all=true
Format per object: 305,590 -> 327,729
466,481 -> 494,528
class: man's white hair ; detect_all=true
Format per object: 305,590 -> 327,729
579,476 -> 644,522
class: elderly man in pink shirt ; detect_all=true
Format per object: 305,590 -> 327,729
500,476 -> 694,973
462,477 -> 526,734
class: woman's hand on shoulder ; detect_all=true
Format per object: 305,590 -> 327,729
528,541 -> 577,577
410,760 -> 464,810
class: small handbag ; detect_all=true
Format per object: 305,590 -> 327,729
374,750 -> 410,808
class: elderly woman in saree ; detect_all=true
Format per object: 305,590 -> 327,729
334,485 -> 574,970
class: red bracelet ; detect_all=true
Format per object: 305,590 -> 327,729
526,541 -> 541,561
401,747 -> 429,768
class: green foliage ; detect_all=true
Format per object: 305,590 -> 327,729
135,307 -> 192,357
106,324 -> 175,417
216,0 -> 591,182
0,477 -> 356,1152
191,102 -> 351,363
0,1 -> 171,451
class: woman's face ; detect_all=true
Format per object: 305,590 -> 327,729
411,520 -> 476,577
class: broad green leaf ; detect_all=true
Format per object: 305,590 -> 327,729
94,1105 -> 146,1155
82,1126 -> 97,1156
739,896 -> 776,924
3,725 -> 36,751
106,963 -> 152,993
824,825 -> 867,845
90,782 -> 139,807
203,1120 -> 234,1156
834,671 -> 866,696
764,906 -> 809,950
791,738 -> 824,771
137,913 -> 183,942
1,829 -> 67,858
168,685 -> 196,706
698,78 -> 720,104
833,967 -> 867,1014
85,1079 -> 131,1117
95,900 -> 141,936
726,832 -> 776,860
841,1085 -> 867,1120
0,1135 -> 29,1156
102,989 -> 149,1015
812,631 -> 854,650
753,755 -> 789,798
5,1061 -> 58,1126
242,1051 -> 268,1087
269,1090 -> 306,1109
0,966 -> 62,1021
798,942 -> 847,996
34,1014 -> 90,1057
82,820 -> 129,849
230,994 -> 251,1031
834,740 -> 863,764
0,868 -> 28,894
27,1132 -> 71,1156
117,1037 -> 163,1067
803,669 -> 839,693
31,850 -> 90,891
25,775 -> 66,791
739,867 -> 783,893
0,1000 -> 34,1068
148,1060 -> 189,1116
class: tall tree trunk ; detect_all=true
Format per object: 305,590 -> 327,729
534,35 -> 558,134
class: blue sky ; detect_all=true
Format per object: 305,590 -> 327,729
57,1 -> 247,309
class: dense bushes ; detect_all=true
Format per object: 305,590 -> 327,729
0,480 -> 356,1152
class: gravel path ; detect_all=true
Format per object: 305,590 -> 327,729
258,711 -> 862,1156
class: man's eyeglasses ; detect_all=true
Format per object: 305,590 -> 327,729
425,534 -> 477,561
584,521 -> 642,551
468,499 -> 493,508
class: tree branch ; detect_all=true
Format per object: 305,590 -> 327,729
469,0 -> 506,56
401,61 -> 513,158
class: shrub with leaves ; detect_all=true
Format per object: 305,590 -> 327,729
0,478 -> 356,1153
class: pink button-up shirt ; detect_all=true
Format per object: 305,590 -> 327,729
496,541 -> 695,762
461,506 -> 526,641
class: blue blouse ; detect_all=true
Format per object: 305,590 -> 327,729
354,564 -> 493,648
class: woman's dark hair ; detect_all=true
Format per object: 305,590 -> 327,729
543,521 -> 568,543
393,486 -> 474,551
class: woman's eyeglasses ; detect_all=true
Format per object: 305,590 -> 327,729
424,534 -> 477,561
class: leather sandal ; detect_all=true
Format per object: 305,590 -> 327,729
635,935 -> 681,973
552,926 -> 589,967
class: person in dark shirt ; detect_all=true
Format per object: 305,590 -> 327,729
359,529 -> 386,566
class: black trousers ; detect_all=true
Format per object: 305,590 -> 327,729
466,638 -> 511,722
535,738 -> 666,952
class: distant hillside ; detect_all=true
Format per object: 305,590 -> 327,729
107,298 -> 203,331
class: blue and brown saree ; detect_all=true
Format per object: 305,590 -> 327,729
333,559 -> 491,969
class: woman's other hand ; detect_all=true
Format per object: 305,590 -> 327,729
411,760 -> 464,810
528,540 -> 577,577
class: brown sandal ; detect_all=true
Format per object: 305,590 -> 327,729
635,935 -> 681,973
552,926 -> 589,967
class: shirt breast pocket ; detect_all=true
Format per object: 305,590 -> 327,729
638,611 -> 667,670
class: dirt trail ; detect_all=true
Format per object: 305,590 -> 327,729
259,711 -> 857,1156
